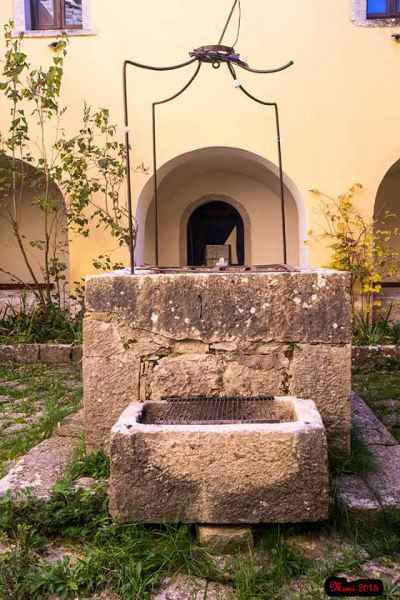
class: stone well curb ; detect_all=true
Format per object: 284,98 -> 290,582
0,343 -> 82,365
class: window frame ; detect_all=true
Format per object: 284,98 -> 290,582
367,0 -> 400,19
30,0 -> 83,31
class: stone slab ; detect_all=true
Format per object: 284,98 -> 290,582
39,344 -> 72,364
109,398 -> 329,524
334,475 -> 381,523
197,526 -> 253,554
0,344 -> 39,363
151,575 -> 234,600
290,344 -> 352,456
0,436 -> 76,500
352,393 -> 397,447
335,394 -> 400,520
71,345 -> 83,365
364,445 -> 400,509
85,269 -> 352,345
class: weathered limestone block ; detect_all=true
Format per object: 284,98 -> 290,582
0,437 -> 76,500
222,352 -> 289,396
85,269 -> 352,345
197,526 -> 254,553
71,345 -> 83,365
0,344 -> 39,363
39,344 -> 72,364
83,316 -> 141,451
149,354 -> 223,400
290,344 -> 352,456
109,398 -> 329,524
334,475 -> 381,524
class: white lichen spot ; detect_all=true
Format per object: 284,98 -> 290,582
184,318 -> 190,325
120,291 -> 125,296
238,308 -> 244,314
294,297 -> 301,305
333,323 -> 338,329
311,294 -> 318,302
151,313 -> 159,324
171,307 -> 175,313
262,303 -> 270,309
250,307 -> 256,314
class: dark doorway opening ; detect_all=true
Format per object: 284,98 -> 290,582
187,200 -> 245,266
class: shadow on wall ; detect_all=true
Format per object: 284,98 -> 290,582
135,146 -> 308,268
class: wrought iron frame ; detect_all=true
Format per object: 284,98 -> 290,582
123,51 -> 293,273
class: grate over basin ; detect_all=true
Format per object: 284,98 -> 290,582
139,395 -> 296,425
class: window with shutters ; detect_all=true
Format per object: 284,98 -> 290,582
30,0 -> 83,30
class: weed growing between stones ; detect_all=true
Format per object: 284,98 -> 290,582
0,363 -> 81,477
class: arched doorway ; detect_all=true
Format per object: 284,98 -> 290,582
136,146 -> 307,268
187,200 -> 245,266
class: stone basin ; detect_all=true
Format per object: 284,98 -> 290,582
109,396 -> 329,524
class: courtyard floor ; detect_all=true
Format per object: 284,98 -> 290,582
0,361 -> 398,599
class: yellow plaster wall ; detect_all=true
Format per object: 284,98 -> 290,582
1,0 -> 400,282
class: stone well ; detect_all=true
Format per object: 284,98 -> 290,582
83,268 -> 352,456
109,397 -> 329,524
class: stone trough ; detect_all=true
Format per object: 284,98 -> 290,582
109,396 -> 329,524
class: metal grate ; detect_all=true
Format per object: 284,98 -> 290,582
140,395 -> 283,425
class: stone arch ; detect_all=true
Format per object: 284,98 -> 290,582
135,146 -> 308,268
0,155 -> 70,304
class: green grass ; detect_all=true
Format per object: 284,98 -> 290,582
330,428 -> 377,477
0,469 -> 399,599
0,363 -> 82,477
353,361 -> 400,405
0,481 -> 222,599
353,357 -> 400,442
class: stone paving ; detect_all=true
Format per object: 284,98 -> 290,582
335,393 -> 400,520
0,363 -> 82,479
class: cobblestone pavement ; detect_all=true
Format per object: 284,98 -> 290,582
0,362 -> 82,477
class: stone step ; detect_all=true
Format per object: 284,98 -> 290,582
335,393 -> 400,521
0,409 -> 83,500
